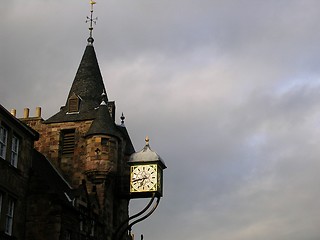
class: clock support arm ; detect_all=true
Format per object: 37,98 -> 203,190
113,193 -> 160,240
126,195 -> 160,237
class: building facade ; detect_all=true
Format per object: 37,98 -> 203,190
0,104 -> 38,240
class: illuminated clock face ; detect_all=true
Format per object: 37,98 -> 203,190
130,165 -> 158,192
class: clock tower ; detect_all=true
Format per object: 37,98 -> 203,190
22,2 -> 135,239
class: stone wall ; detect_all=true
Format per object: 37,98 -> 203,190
23,117 -> 130,240
23,118 -> 93,187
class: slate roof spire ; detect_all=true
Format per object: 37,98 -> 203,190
85,100 -> 121,139
46,42 -> 106,123
46,0 -> 105,123
67,43 -> 106,105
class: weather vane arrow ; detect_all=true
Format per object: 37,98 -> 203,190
86,0 -> 98,44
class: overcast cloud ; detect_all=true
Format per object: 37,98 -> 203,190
1,1 -> 320,239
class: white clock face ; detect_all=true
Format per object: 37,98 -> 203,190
131,165 -> 157,192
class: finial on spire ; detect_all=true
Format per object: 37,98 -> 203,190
120,112 -> 125,125
86,0 -> 98,44
145,136 -> 150,146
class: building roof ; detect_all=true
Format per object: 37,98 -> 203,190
46,44 -> 106,123
129,138 -> 166,168
32,150 -> 73,205
85,101 -> 135,155
31,150 -> 100,209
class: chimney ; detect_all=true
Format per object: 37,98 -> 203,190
10,109 -> 16,117
23,108 -> 30,118
35,107 -> 41,118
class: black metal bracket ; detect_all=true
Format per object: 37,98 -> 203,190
113,193 -> 161,240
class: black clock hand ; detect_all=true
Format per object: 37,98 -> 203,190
132,176 -> 148,182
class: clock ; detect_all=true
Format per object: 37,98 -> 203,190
128,137 -> 166,198
130,164 -> 158,192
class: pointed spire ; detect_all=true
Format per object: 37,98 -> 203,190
45,0 -> 109,124
66,46 -> 106,112
85,100 -> 121,138
86,0 -> 98,45
46,42 -> 106,123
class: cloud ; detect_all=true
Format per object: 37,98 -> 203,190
2,1 -> 320,239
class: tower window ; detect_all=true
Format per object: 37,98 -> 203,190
61,129 -> 76,156
101,138 -> 109,152
68,93 -> 80,113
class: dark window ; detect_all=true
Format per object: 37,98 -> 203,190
0,192 -> 2,220
90,220 -> 95,236
80,218 -> 84,232
61,129 -> 75,156
101,138 -> 108,146
65,230 -> 71,240
10,135 -> 19,168
101,138 -> 108,152
0,126 -> 8,159
0,123 -> 21,167
5,198 -> 14,236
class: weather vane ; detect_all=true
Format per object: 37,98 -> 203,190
86,0 -> 98,44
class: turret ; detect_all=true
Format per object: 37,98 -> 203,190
83,96 -> 122,184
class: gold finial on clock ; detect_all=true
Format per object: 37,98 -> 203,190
145,136 -> 150,146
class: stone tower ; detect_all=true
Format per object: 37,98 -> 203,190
23,35 -> 135,240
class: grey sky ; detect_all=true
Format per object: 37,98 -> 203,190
1,1 -> 320,239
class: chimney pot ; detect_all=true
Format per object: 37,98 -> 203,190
10,109 -> 16,117
23,108 -> 30,118
35,107 -> 41,118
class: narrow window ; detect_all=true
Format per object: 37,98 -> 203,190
61,129 -> 76,156
80,219 -> 84,232
0,126 -> 8,159
0,193 -> 2,219
101,138 -> 108,146
5,198 -> 14,236
66,230 -> 71,240
101,138 -> 108,152
90,220 -> 95,236
11,135 -> 19,168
